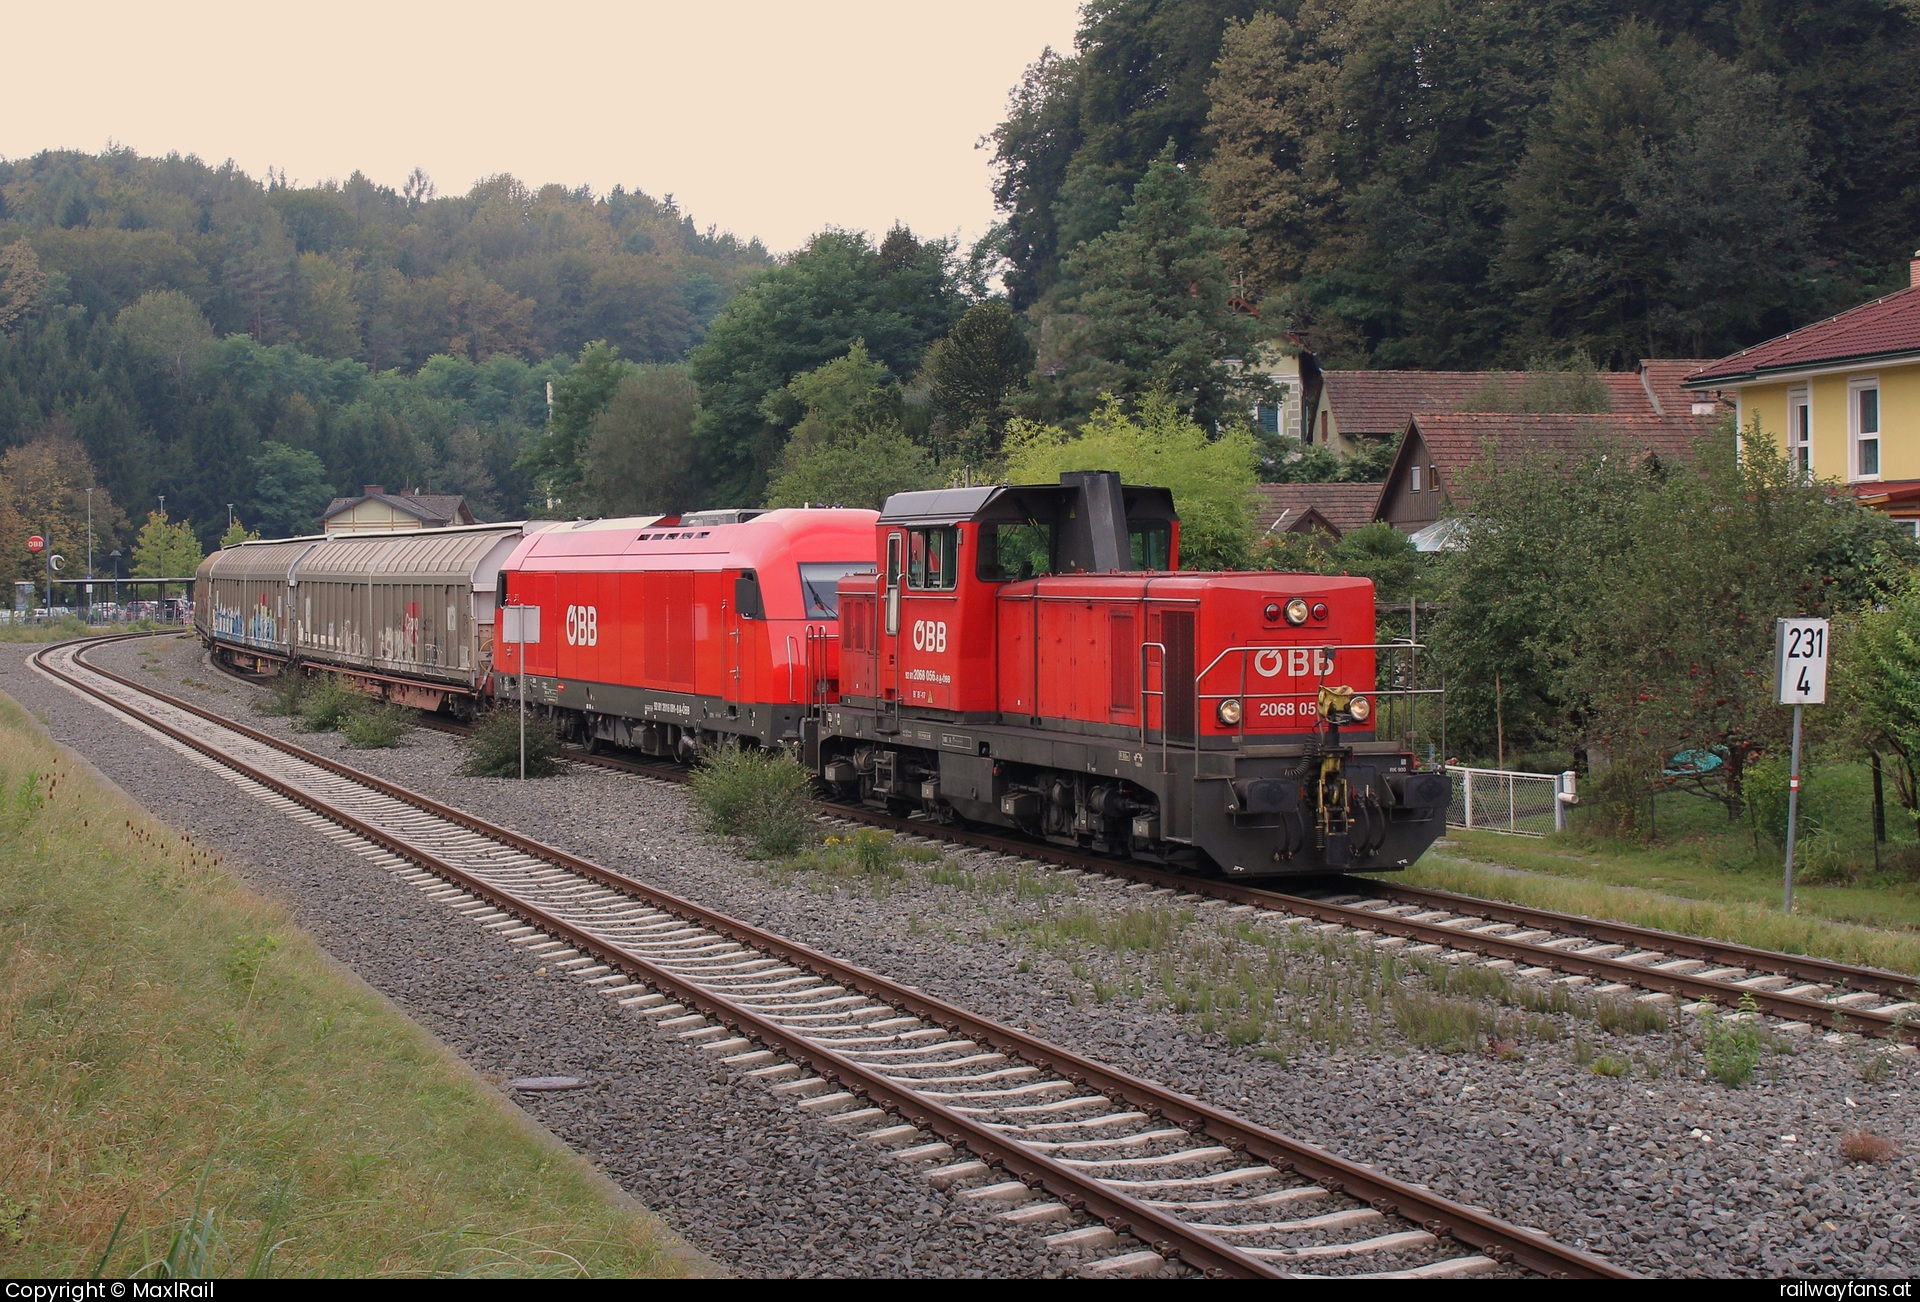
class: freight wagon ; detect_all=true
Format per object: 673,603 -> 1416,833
196,522 -> 548,710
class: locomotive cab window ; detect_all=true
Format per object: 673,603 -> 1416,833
798,562 -> 876,619
976,520 -> 1055,582
1128,523 -> 1171,571
906,527 -> 958,591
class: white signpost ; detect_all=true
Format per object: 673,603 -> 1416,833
1774,617 -> 1830,911
500,605 -> 541,780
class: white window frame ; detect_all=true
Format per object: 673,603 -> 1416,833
1850,376 -> 1882,482
1787,385 -> 1811,480
1410,464 -> 1423,493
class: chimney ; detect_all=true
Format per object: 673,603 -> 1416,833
363,484 -> 384,496
1912,250 -> 1920,288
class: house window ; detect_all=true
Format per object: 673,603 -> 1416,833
1255,404 -> 1280,436
1410,465 -> 1422,492
1429,464 -> 1438,490
1852,378 -> 1881,479
1788,387 -> 1811,478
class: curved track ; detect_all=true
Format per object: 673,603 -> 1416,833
42,634 -> 1625,1281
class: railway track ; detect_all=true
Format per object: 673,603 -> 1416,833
216,647 -> 1920,1045
40,634 -> 1624,1281
834,809 -> 1920,1048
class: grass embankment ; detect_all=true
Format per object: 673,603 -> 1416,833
0,693 -> 696,1278
1405,827 -> 1920,977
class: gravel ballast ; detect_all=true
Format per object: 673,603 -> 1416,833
3,638 -> 1056,1279
19,633 -> 1920,1278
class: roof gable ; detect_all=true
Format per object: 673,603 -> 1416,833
319,490 -> 476,526
1253,482 -> 1384,535
1388,412 -> 1709,509
1689,285 -> 1920,384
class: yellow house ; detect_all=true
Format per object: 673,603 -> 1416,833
319,485 -> 478,534
1688,259 -> 1920,532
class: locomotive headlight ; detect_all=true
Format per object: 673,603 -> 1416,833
1217,698 -> 1244,726
1284,597 -> 1311,626
1348,694 -> 1372,722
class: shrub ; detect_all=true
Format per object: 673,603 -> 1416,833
256,669 -> 307,717
1702,994 -> 1766,1086
690,744 -> 814,858
343,706 -> 411,749
297,676 -> 362,732
1745,753 -> 1830,847
462,708 -> 562,778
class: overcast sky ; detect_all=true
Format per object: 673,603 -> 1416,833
6,0 -> 1085,254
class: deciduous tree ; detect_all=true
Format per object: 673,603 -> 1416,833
1002,395 -> 1259,570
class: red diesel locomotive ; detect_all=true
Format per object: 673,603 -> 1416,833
494,508 -> 879,758
494,472 -> 1451,877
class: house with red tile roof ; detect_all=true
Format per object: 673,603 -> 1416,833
1375,413 -> 1710,547
1306,358 -> 1719,458
1687,258 -> 1920,534
1253,482 -> 1384,539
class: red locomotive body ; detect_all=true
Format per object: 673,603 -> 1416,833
495,509 -> 876,757
816,472 -> 1450,877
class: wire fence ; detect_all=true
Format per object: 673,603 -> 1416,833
1447,766 -> 1577,837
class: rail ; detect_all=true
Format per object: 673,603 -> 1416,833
1448,766 -> 1578,836
45,632 -> 1631,1280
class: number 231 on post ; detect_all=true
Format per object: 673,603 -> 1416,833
1773,617 -> 1829,706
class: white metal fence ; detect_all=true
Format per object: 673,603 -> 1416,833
1447,767 -> 1577,836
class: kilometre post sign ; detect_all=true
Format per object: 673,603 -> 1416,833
1774,618 -> 1829,705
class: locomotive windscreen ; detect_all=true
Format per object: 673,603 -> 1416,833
799,562 -> 875,618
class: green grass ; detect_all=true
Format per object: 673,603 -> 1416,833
0,617 -> 94,643
1400,830 -> 1920,976
0,693 -> 698,1278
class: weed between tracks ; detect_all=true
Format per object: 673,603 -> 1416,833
978,886 -> 1768,1078
254,668 -> 415,751
0,693 -> 692,1277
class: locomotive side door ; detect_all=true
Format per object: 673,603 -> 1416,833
878,531 -> 902,732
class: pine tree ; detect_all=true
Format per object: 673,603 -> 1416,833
1033,147 -> 1263,427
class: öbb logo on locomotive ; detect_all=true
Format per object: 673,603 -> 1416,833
564,604 -> 599,647
193,471 -> 1453,878
911,619 -> 948,653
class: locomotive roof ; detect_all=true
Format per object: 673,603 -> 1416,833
504,506 -> 878,568
879,477 -> 1178,526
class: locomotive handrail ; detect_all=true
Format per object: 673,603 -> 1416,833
1194,641 -> 1438,747
1137,640 -> 1169,774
